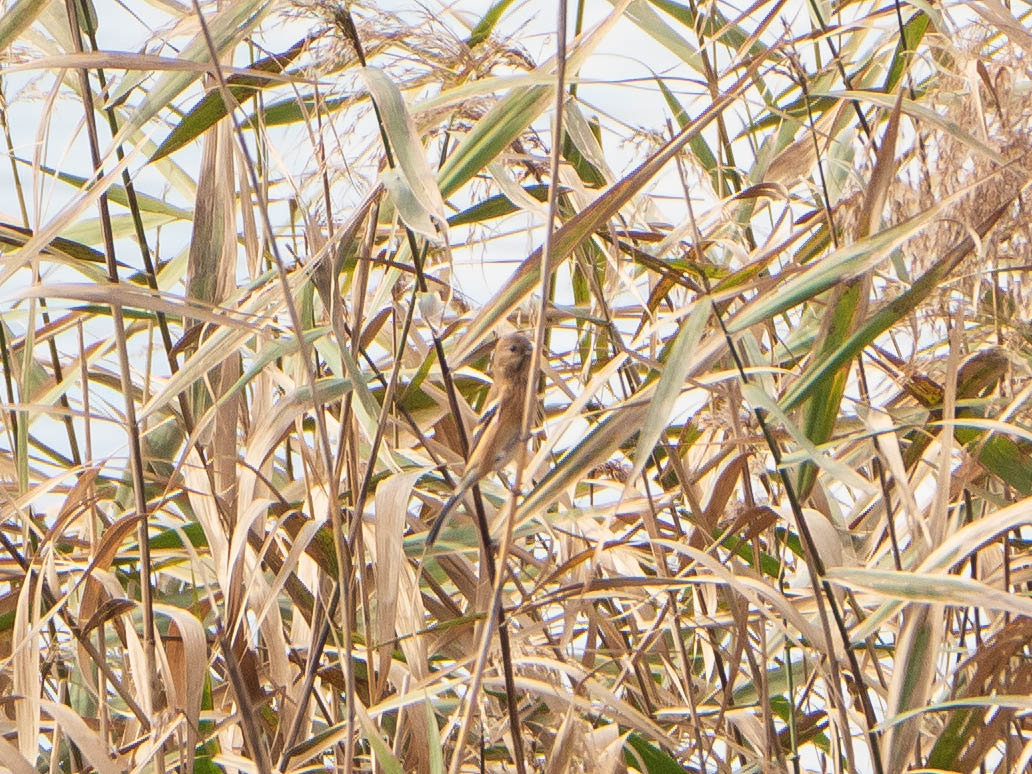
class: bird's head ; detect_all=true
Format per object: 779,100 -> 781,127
491,333 -> 533,382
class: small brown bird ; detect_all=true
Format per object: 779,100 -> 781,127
427,333 -> 534,545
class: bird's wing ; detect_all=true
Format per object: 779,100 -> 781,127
468,398 -> 500,453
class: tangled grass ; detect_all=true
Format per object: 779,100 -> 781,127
4,1 -> 1032,772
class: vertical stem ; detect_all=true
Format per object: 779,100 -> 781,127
63,0 -> 156,716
